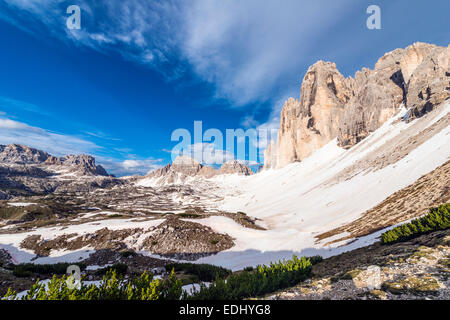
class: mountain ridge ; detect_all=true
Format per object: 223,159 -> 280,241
264,42 -> 449,169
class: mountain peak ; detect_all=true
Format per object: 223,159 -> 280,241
0,144 -> 50,164
265,42 -> 449,169
0,144 -> 109,176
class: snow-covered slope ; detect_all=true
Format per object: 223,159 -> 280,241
185,102 -> 450,270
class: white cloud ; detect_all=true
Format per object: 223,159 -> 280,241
1,0 -> 355,159
0,96 -> 50,116
170,142 -> 235,165
0,117 -> 99,156
180,0 -> 354,106
0,116 -> 161,176
99,158 -> 163,177
2,0 -> 353,106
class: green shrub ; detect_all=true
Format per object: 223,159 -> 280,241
308,255 -> 323,265
94,263 -> 128,276
381,203 -> 450,244
12,263 -> 86,278
120,250 -> 136,258
164,263 -> 232,282
2,269 -> 182,301
180,274 -> 200,286
189,255 -> 312,300
3,256 -> 313,300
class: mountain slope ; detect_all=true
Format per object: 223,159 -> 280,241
187,101 -> 450,270
264,42 -> 449,169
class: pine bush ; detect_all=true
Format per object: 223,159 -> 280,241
381,203 -> 450,244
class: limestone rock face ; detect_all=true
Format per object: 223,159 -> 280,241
144,156 -> 253,185
0,144 -> 50,164
263,140 -> 277,170
267,61 -> 354,168
60,154 -> 109,176
216,160 -> 254,176
0,144 -> 110,176
337,55 -> 405,147
398,42 -> 437,84
0,144 -> 118,198
199,166 -> 216,178
406,45 -> 450,120
338,43 -> 446,148
266,42 -> 449,169
170,156 -> 203,176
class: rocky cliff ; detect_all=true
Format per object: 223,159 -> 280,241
265,42 -> 449,169
0,144 -> 117,198
0,144 -> 50,164
216,160 -> 254,176
0,144 -> 109,176
141,156 -> 253,186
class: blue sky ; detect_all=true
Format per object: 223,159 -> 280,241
0,0 -> 448,175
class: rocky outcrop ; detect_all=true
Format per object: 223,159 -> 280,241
140,216 -> 234,260
143,156 -> 253,185
262,140 -> 277,170
270,229 -> 450,300
0,144 -> 117,198
265,42 -> 449,169
405,45 -> 449,120
59,155 -> 109,176
0,144 -> 50,164
275,61 -> 354,168
199,166 -> 216,178
0,144 -> 109,176
337,48 -> 407,148
216,160 -> 254,176
170,156 -> 203,176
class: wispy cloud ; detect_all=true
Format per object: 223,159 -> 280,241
180,1 -> 354,106
0,115 -> 161,176
98,157 -> 163,177
0,117 -> 99,156
0,96 -> 51,116
0,0 -> 356,160
83,130 -> 122,141
1,0 -> 353,107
